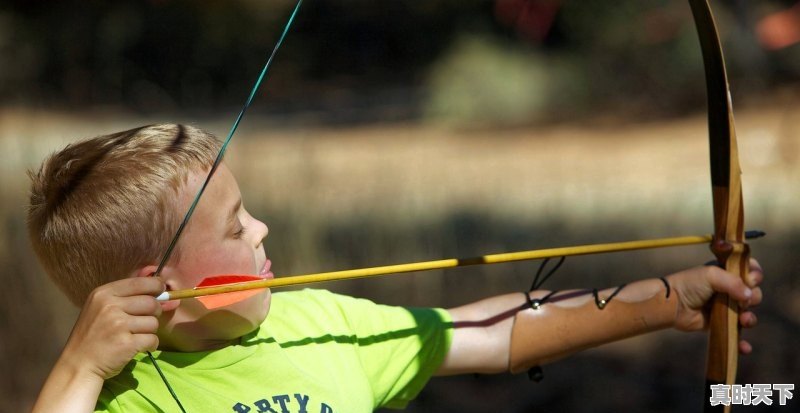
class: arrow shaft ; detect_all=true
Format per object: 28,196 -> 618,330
161,234 -> 718,301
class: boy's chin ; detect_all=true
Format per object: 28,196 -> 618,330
204,296 -> 271,337
211,322 -> 263,343
164,294 -> 271,350
165,316 -> 266,351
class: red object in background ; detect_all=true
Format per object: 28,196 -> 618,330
756,2 -> 800,50
495,0 -> 561,43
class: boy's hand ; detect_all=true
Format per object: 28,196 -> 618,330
61,277 -> 164,380
668,258 -> 764,354
32,277 -> 164,413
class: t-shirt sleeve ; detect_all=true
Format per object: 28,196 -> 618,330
306,290 -> 454,409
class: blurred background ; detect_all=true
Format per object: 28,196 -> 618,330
1,0 -> 798,411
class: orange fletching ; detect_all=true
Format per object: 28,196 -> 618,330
194,275 -> 266,309
196,274 -> 263,288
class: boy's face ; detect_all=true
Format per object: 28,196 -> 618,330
156,163 -> 272,351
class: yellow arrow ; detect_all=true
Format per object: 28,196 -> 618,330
157,231 -> 763,302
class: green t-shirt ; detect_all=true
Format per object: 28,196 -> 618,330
97,289 -> 453,412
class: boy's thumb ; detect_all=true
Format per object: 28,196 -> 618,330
708,267 -> 752,302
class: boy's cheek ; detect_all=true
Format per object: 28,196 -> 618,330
179,253 -> 256,282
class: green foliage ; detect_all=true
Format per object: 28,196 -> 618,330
557,0 -> 707,115
424,35 -> 587,124
0,0 -> 797,121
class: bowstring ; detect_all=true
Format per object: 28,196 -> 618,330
154,0 -> 304,277
147,1 -> 304,411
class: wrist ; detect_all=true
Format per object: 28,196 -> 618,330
54,351 -> 106,387
32,352 -> 105,413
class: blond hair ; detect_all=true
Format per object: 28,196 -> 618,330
27,124 -> 221,306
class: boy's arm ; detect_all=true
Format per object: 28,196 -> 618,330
435,259 -> 763,376
32,277 -> 164,413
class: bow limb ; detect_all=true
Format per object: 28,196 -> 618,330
689,1 -> 749,412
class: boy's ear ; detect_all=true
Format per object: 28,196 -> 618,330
134,265 -> 180,312
134,265 -> 159,278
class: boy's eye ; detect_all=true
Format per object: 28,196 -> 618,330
233,227 -> 246,239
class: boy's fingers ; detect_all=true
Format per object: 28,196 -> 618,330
121,296 -> 162,317
108,276 -> 166,298
133,334 -> 159,353
748,257 -> 763,274
743,257 -> 764,288
738,339 -> 753,355
739,311 -> 758,328
746,267 -> 764,288
743,287 -> 763,309
128,316 -> 160,334
705,257 -> 763,288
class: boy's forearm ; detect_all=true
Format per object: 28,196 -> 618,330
508,277 -> 677,372
32,354 -> 105,413
440,278 -> 677,376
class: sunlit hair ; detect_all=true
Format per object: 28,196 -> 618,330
27,124 -> 221,306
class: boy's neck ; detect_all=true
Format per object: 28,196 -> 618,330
158,336 -> 241,353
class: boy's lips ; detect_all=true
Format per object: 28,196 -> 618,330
259,259 -> 274,279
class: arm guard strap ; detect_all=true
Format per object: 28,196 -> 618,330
508,279 -> 677,374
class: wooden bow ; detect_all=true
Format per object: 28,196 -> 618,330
689,1 -> 750,411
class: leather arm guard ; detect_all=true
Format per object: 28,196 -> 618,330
508,279 -> 677,374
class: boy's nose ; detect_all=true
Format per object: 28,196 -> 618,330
254,219 -> 268,245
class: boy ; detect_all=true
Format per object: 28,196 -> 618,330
28,124 -> 762,412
